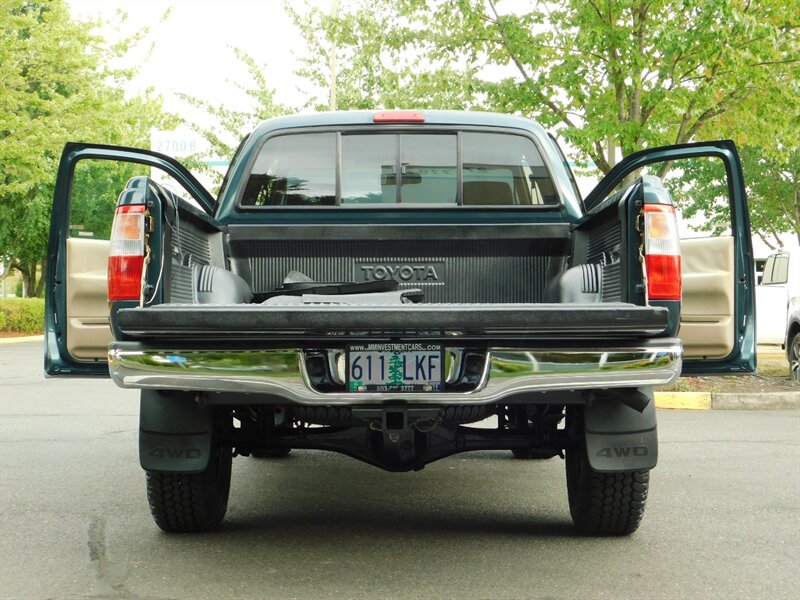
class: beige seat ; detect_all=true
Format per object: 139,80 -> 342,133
463,181 -> 513,205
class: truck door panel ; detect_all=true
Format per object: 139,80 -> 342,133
679,236 -> 734,358
45,143 -> 215,377
65,237 -> 112,360
585,141 -> 755,375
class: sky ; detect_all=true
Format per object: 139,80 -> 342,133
67,0 -> 315,130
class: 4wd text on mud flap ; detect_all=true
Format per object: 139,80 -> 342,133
596,446 -> 648,458
148,447 -> 202,459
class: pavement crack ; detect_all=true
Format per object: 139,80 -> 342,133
87,517 -> 106,565
88,516 -> 139,599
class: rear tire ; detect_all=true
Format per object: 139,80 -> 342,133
565,443 -> 649,536
145,444 -> 232,533
790,332 -> 800,382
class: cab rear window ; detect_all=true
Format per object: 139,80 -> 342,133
240,131 -> 558,207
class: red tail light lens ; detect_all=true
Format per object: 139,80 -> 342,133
643,204 -> 681,300
108,204 -> 146,301
373,111 -> 425,123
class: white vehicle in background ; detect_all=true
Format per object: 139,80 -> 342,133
786,309 -> 800,381
756,247 -> 800,344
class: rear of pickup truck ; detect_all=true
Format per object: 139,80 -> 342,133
45,111 -> 755,535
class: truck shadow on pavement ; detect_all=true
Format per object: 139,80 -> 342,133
216,449 -> 578,539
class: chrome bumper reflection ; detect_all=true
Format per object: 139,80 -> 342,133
108,345 -> 682,405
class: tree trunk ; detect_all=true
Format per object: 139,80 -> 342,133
20,265 -> 35,298
606,135 -> 616,168
755,231 -> 777,251
33,260 -> 46,298
18,261 -> 43,298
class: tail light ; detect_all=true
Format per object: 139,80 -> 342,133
108,204 -> 146,301
643,204 -> 681,301
373,111 -> 425,123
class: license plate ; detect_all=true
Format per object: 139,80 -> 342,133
347,343 -> 443,392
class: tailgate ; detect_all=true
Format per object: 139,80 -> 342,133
116,302 -> 668,341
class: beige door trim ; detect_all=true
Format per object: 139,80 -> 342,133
679,236 -> 735,359
66,237 -> 112,360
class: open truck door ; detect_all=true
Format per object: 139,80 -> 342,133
44,143 -> 215,376
585,140 -> 756,375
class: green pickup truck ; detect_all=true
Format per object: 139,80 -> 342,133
44,110 -> 755,535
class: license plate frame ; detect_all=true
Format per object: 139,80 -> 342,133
346,343 -> 444,392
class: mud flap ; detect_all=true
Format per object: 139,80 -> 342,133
139,390 -> 212,473
584,390 -> 658,472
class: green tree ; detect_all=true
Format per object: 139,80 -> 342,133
177,48 -> 294,193
388,354 -> 405,385
0,0 -> 175,296
404,0 -> 799,171
287,0 -> 481,111
672,147 -> 800,248
288,0 -> 799,240
69,159 -> 146,240
744,149 -> 800,248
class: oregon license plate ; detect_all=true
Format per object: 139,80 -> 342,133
347,343 -> 443,392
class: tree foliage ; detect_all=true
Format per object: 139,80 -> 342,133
744,149 -> 800,248
177,48 -> 294,192
287,0 -> 482,111
0,0 -> 175,296
69,160 -> 146,240
672,147 -> 800,248
286,0 -> 799,241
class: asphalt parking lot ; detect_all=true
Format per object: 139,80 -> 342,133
1,341 -> 799,600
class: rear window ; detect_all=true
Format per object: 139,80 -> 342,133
240,131 -> 558,207
242,133 -> 336,206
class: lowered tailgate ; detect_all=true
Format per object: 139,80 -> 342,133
116,302 -> 668,341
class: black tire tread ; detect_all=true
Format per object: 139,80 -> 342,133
146,450 -> 231,533
569,466 -> 649,535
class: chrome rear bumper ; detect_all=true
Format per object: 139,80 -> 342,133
108,344 -> 682,405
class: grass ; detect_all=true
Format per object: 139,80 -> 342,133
661,353 -> 794,393
756,353 -> 790,377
